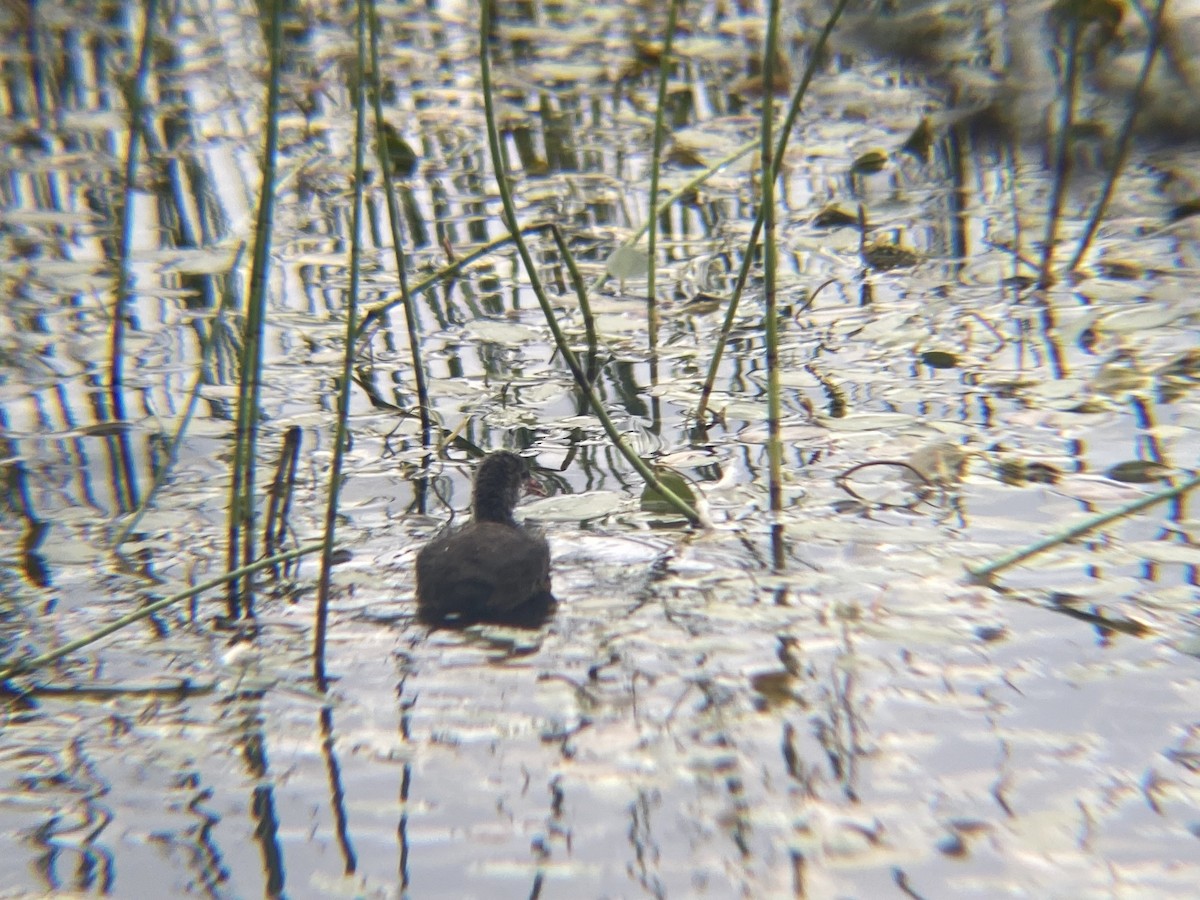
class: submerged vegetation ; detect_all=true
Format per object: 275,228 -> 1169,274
1,0 -> 1199,895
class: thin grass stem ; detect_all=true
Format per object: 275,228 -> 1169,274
225,0 -> 286,617
314,0 -> 372,691
109,0 -> 159,425
645,0 -> 682,374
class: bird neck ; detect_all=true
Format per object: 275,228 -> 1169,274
473,496 -> 516,525
470,454 -> 522,524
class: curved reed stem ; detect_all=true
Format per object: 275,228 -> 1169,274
479,2 -> 700,525
545,223 -> 599,380
1067,0 -> 1167,274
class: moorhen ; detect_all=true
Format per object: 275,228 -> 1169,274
415,450 -> 554,627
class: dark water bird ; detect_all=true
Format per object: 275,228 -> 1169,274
379,121 -> 418,179
415,451 -> 554,628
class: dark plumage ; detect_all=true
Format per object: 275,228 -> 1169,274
415,451 -> 554,627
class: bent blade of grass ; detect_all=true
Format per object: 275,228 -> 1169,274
546,222 -> 599,380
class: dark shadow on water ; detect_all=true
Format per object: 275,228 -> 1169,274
416,590 -> 557,630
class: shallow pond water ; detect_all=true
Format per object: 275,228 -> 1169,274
2,0 -> 1200,897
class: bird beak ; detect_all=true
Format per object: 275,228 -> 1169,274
523,475 -> 548,498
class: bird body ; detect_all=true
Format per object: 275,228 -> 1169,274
415,451 -> 553,627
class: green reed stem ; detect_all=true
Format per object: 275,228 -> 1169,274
761,0 -> 783,555
368,2 -> 433,449
695,0 -> 851,426
479,1 -> 700,525
225,0 -> 285,618
0,543 -> 327,683
1067,0 -> 1167,274
313,0 -> 371,691
968,470 -> 1200,583
645,0 -> 681,372
109,0 -> 159,424
354,223 -> 549,346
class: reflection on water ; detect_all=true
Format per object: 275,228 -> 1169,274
2,0 -> 1199,896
